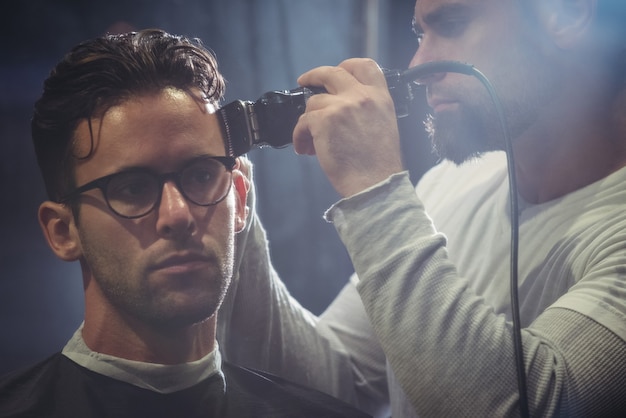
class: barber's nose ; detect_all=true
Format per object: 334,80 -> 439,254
155,181 -> 196,238
409,43 -> 446,85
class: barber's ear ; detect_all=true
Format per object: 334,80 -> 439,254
537,0 -> 596,49
38,201 -> 82,261
232,168 -> 250,234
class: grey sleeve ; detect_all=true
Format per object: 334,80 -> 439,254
319,275 -> 390,417
328,173 -> 626,417
217,174 -> 390,415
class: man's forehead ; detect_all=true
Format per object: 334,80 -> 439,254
414,0 -> 490,15
72,90 -> 226,164
413,0 -> 497,28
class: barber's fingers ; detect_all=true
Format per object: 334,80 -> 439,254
297,58 -> 385,94
338,58 -> 387,87
293,102 -> 333,156
292,111 -> 316,155
291,91 -> 344,156
297,65 -> 346,95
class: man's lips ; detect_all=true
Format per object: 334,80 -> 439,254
150,253 -> 213,274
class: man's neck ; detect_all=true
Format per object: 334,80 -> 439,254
63,325 -> 222,393
81,308 -> 217,365
511,89 -> 626,204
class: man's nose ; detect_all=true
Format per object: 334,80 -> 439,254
155,181 -> 196,239
408,42 -> 446,86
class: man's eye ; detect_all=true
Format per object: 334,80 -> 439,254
412,29 -> 425,45
122,182 -> 151,196
187,166 -> 217,185
109,175 -> 154,199
435,18 -> 469,38
411,18 -> 424,45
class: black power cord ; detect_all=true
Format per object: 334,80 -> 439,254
398,61 -> 529,418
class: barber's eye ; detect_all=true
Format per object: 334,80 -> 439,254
411,19 -> 424,46
412,29 -> 424,46
435,18 -> 469,38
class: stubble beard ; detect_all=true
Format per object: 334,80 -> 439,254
424,36 -> 563,166
425,100 -> 503,165
424,73 -> 553,166
81,233 -> 236,330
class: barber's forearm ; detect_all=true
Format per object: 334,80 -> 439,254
218,211 -> 365,406
319,276 -> 391,415
326,173 -> 568,416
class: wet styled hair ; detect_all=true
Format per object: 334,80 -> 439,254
32,28 -> 225,202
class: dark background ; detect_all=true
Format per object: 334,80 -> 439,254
0,0 -> 435,374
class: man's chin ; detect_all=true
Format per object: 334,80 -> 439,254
431,135 -> 487,166
137,291 -> 225,330
144,307 -> 219,330
427,115 -> 497,165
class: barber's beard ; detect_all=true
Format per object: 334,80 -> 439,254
425,101 -> 503,165
424,42 -> 564,166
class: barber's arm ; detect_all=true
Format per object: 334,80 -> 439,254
327,172 -> 626,417
216,157 -> 389,416
294,58 -> 626,416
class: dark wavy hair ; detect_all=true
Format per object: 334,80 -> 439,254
32,28 -> 225,202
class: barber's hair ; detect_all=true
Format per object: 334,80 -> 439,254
32,28 -> 225,202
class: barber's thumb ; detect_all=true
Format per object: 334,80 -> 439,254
292,117 -> 316,156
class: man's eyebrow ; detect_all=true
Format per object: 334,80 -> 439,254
110,154 -> 220,174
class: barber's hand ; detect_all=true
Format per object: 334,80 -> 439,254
293,58 -> 404,198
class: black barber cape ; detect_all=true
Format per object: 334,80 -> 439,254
0,353 -> 370,417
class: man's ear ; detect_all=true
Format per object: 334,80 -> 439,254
536,0 -> 596,49
231,169 -> 250,234
38,201 -> 82,261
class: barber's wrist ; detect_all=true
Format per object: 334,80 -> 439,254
335,167 -> 406,198
325,171 -> 411,221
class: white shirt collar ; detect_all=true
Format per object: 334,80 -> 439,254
62,323 -> 223,394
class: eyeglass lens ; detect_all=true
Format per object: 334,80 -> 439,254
105,158 -> 231,217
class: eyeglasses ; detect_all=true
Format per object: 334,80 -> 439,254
60,156 -> 236,219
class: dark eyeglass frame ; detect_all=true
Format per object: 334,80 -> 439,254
59,156 -> 237,219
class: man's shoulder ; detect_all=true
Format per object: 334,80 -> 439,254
0,355 -> 370,418
222,361 -> 371,417
0,352 -> 66,387
0,352 -> 68,417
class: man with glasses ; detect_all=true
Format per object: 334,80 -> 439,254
0,29 -> 369,418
